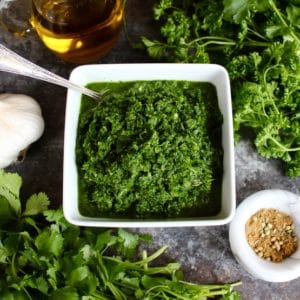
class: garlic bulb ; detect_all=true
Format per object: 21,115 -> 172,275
0,93 -> 45,168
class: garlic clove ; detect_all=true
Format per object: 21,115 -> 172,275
0,93 -> 45,168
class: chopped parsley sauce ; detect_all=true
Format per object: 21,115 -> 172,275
76,81 -> 223,218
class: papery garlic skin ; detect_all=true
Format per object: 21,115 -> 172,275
0,93 -> 45,168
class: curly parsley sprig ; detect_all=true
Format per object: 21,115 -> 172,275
141,0 -> 300,177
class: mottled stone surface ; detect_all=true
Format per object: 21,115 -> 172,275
1,1 -> 299,299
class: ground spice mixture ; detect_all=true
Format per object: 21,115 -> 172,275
245,208 -> 298,262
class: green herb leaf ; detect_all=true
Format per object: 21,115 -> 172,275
22,192 -> 49,216
0,242 -> 9,264
117,228 -> 140,257
96,230 -> 118,252
35,228 -> 64,257
0,169 -> 22,216
0,195 -> 14,227
68,265 -> 90,285
49,288 -> 80,300
223,0 -> 254,23
141,37 -> 168,59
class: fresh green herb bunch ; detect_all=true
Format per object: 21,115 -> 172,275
142,0 -> 300,177
76,81 -> 223,218
0,170 -> 241,299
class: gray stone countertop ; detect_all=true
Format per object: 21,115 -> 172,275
1,1 -> 300,299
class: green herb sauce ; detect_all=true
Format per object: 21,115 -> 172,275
76,80 -> 223,218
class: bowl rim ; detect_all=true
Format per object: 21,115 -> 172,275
63,63 -> 236,227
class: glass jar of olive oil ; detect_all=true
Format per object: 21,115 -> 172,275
30,0 -> 123,63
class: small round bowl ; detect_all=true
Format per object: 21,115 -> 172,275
229,189 -> 300,282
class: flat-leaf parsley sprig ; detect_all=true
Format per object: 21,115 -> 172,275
0,169 -> 241,299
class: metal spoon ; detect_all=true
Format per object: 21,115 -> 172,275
0,44 -> 103,100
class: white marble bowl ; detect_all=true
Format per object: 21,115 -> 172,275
229,189 -> 300,282
63,63 -> 235,227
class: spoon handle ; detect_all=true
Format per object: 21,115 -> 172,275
0,44 -> 101,99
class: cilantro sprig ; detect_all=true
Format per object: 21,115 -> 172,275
141,0 -> 300,177
0,170 -> 241,299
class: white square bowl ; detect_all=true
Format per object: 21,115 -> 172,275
63,63 -> 235,227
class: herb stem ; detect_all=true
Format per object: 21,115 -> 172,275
187,36 -> 236,45
247,27 -> 268,41
91,292 -> 111,300
187,39 -> 236,48
262,67 -> 280,114
104,245 -> 169,266
11,252 -> 17,276
145,285 -> 190,300
269,136 -> 300,152
133,245 -> 169,265
188,36 -> 271,49
107,282 -> 127,300
22,287 -> 33,300
268,0 -> 300,43
142,250 -> 148,271
245,41 -> 272,47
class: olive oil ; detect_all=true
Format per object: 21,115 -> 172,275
31,0 -> 123,63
